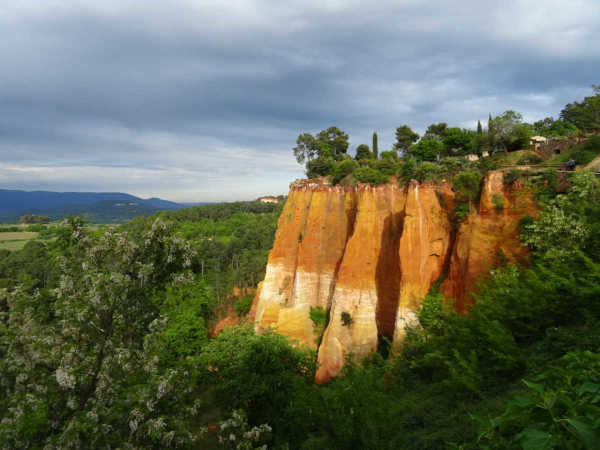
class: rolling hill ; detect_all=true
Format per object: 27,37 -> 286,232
0,189 -> 188,223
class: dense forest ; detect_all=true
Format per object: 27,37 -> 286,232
1,87 -> 600,449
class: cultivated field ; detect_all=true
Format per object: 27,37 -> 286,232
0,231 -> 38,251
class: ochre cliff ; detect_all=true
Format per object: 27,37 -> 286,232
253,171 -> 535,383
440,171 -> 536,311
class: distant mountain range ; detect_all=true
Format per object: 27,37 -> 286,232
0,189 -> 210,223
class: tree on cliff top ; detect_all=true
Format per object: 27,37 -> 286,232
393,125 -> 419,156
293,126 -> 350,177
560,84 -> 600,133
372,132 -> 379,158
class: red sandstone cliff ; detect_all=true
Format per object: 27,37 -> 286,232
253,171 -> 535,383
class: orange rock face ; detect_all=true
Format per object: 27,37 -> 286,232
394,181 -> 454,344
440,171 -> 536,311
254,179 -> 355,348
253,171 -> 536,383
316,183 -> 406,383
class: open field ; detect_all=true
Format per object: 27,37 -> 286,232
0,231 -> 39,251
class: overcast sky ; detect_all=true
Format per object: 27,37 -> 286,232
1,1 -> 599,201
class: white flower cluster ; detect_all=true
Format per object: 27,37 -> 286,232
55,367 -> 76,389
217,410 -> 272,449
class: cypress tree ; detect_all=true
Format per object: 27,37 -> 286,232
477,120 -> 482,134
488,113 -> 494,149
372,132 -> 378,159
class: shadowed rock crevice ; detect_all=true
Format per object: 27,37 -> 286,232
375,211 -> 403,339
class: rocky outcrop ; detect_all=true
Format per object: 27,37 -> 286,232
394,182 -> 454,344
440,172 -> 536,311
253,171 -> 536,382
253,179 -> 356,348
315,183 -> 405,383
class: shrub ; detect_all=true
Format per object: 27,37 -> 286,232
398,157 -> 416,182
355,144 -> 372,161
516,154 -> 542,165
234,296 -> 253,316
477,351 -> 600,449
341,311 -> 353,327
374,157 -> 401,176
198,326 -> 316,425
454,202 -> 470,223
310,306 -> 328,342
503,169 -> 521,186
331,159 -> 359,184
414,162 -> 443,182
583,135 -> 600,151
453,170 -> 482,204
491,193 -> 504,212
354,167 -> 388,185
310,306 -> 327,327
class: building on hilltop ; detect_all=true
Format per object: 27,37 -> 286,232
258,196 -> 279,204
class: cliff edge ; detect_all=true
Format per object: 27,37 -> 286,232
253,171 -> 537,383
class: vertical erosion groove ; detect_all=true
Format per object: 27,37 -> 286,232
289,188 -> 314,307
326,189 -> 358,310
375,207 -> 403,340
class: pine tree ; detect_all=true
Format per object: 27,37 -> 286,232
372,132 -> 379,159
477,120 -> 482,134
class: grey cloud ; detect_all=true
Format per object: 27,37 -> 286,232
0,1 -> 599,201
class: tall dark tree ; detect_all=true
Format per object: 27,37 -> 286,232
372,132 -> 379,159
477,120 -> 483,134
488,113 -> 495,149
393,125 -> 419,156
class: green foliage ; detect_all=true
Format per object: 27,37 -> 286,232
533,116 -> 579,137
454,202 -> 470,223
399,156 -> 417,181
198,326 -> 316,425
217,410 -> 272,449
0,226 -> 20,232
18,214 -> 51,224
491,193 -> 504,212
516,153 -> 542,165
490,110 -> 532,152
399,291 -> 523,396
453,170 -> 482,205
562,136 -> 600,166
413,161 -> 444,182
293,126 -> 350,176
331,158 -> 359,184
560,85 -> 600,133
355,144 -> 372,161
372,132 -> 379,158
309,306 -> 327,328
234,296 -> 253,316
160,279 -> 214,359
341,311 -> 353,327
442,127 -> 473,155
503,168 -> 521,186
408,138 -> 444,162
478,351 -> 600,449
0,218 -> 203,448
424,122 -> 448,139
353,166 -> 388,185
521,171 -> 600,261
394,125 -> 420,154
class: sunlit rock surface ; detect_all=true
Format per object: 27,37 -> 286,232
253,171 -> 535,382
